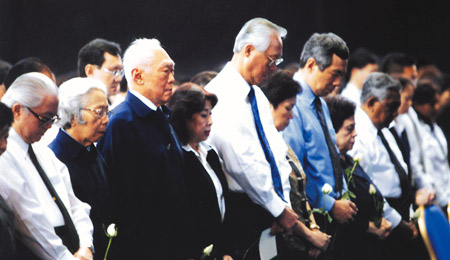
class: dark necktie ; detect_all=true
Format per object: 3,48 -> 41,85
248,86 -> 285,201
389,127 -> 412,185
158,106 -> 183,159
28,145 -> 80,254
314,97 -> 343,195
377,130 -> 409,198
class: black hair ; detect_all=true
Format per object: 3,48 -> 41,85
4,57 -> 52,89
0,59 -> 12,85
380,52 -> 416,75
190,71 -> 218,87
324,95 -> 356,131
77,38 -> 122,77
413,83 -> 437,106
0,102 -> 13,129
260,70 -> 301,108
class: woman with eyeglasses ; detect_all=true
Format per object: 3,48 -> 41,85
49,77 -> 113,260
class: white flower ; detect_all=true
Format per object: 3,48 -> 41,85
322,183 -> 333,195
369,184 -> 377,195
203,244 -> 214,256
106,223 -> 118,237
353,153 -> 363,163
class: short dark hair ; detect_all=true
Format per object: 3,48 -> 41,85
4,57 -> 52,89
0,59 -> 12,85
324,95 -> 356,131
380,52 -> 416,75
0,102 -> 13,129
397,77 -> 414,92
299,32 -> 349,71
413,83 -> 437,106
168,83 -> 217,144
346,47 -> 378,80
77,38 -> 122,77
260,70 -> 301,108
190,71 -> 218,86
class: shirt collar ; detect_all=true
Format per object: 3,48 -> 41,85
182,142 -> 213,157
293,72 -> 317,106
223,62 -> 253,101
128,88 -> 158,111
355,106 -> 378,137
9,127 -> 29,159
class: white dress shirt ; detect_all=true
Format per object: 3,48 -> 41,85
395,108 -> 434,189
340,82 -> 361,107
183,142 -> 226,221
0,128 -> 93,260
417,119 -> 450,207
205,62 -> 291,218
349,107 -> 407,228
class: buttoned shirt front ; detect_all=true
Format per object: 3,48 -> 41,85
0,128 -> 93,260
283,72 -> 346,211
348,107 -> 405,228
205,62 -> 291,218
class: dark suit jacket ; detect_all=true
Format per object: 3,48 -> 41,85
97,92 -> 189,259
182,148 -> 229,258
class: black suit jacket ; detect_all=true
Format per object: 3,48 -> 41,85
183,148 -> 229,258
98,92 -> 189,259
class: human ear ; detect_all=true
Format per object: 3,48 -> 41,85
131,68 -> 143,85
85,64 -> 96,77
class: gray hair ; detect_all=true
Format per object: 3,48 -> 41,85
123,38 -> 167,86
57,77 -> 107,129
360,72 -> 401,104
1,72 -> 58,109
299,32 -> 349,70
233,17 -> 287,53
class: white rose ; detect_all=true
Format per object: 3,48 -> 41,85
369,184 -> 377,195
322,183 -> 333,195
353,153 -> 363,163
203,244 -> 214,256
107,223 -> 118,237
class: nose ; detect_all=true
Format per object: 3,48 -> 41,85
288,110 -> 294,119
102,114 -> 109,125
207,114 -> 213,126
168,71 -> 175,84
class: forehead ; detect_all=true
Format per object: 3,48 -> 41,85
326,54 -> 347,71
265,33 -> 283,56
102,52 -> 122,67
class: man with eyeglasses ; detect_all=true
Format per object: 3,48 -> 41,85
205,18 -> 298,259
0,72 -> 94,260
78,38 -> 123,108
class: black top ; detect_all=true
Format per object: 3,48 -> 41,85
49,129 -> 113,259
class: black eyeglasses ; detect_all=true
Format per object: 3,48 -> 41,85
96,66 -> 124,77
80,107 -> 109,118
265,54 -> 284,67
25,107 -> 60,126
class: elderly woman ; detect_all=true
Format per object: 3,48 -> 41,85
325,95 -> 392,260
168,83 -> 232,260
260,70 -> 330,259
49,77 -> 112,260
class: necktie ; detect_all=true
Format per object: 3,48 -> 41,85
28,145 -> 80,254
377,130 -> 409,198
248,86 -> 285,201
314,97 -> 343,195
158,106 -> 183,159
389,127 -> 412,185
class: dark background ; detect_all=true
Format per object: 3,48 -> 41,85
1,0 -> 449,83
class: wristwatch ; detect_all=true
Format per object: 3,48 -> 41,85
310,223 -> 321,230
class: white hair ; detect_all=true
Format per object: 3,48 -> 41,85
1,72 -> 58,109
233,17 -> 287,53
123,38 -> 167,86
57,77 -> 107,129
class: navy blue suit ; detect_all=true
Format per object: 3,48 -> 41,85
97,92 -> 189,259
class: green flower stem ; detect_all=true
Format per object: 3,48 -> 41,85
104,237 -> 113,260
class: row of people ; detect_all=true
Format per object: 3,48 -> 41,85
0,16 -> 447,260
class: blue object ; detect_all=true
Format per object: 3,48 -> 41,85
418,204 -> 450,260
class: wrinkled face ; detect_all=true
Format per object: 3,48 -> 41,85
70,89 -> 109,147
247,33 -> 283,85
0,125 -> 9,155
272,96 -> 296,132
370,90 -> 401,129
398,84 -> 414,115
91,52 -> 123,98
13,94 -> 59,144
187,100 -> 213,145
336,116 -> 356,154
310,54 -> 347,97
141,49 -> 175,106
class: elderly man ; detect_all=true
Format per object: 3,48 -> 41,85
348,72 -> 431,260
0,72 -> 94,260
283,33 -> 357,244
205,18 -> 298,259
78,38 -> 123,108
98,38 -> 188,259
